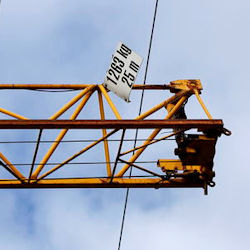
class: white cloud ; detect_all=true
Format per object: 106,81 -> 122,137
0,0 -> 249,249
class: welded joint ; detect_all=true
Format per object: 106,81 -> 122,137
169,79 -> 203,92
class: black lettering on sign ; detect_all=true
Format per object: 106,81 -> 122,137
117,44 -> 131,59
123,70 -> 135,81
111,63 -> 122,74
121,76 -> 130,87
106,76 -> 117,85
113,56 -> 125,67
106,55 -> 126,86
122,70 -> 135,88
108,69 -> 120,81
129,61 -> 140,73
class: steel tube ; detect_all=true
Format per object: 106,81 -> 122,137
0,152 -> 25,181
98,85 -> 122,119
50,85 -> 96,119
98,90 -> 112,177
0,84 -> 170,90
37,129 -> 119,180
0,178 -> 203,188
135,90 -> 188,120
0,119 -> 223,129
0,107 -> 28,120
116,96 -> 188,177
193,88 -> 213,119
32,90 -> 94,179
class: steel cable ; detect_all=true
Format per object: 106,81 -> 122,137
118,1 -> 160,249
0,137 -> 175,144
28,89 -> 79,92
4,160 -> 157,166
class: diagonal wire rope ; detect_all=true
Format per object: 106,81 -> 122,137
118,1 -> 160,249
28,129 -> 43,182
2,160 -> 158,167
28,89 -> 79,93
0,137 -> 175,144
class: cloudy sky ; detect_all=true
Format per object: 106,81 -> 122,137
0,0 -> 249,249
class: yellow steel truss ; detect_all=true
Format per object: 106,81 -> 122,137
0,80 -> 230,194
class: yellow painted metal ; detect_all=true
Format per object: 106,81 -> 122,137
157,159 -> 202,172
120,130 -> 187,156
38,129 -> 118,180
0,178 -> 203,188
0,152 -> 25,180
0,107 -> 28,120
0,84 -> 91,89
50,85 -> 96,119
170,79 -> 203,91
31,90 -> 94,179
135,90 -> 187,120
0,82 -> 221,192
38,92 -> 189,179
98,85 -> 122,119
0,84 -> 170,90
186,147 -> 197,154
116,96 -> 188,177
166,103 -> 175,113
193,88 -> 213,119
34,177 -> 194,186
98,90 -> 112,177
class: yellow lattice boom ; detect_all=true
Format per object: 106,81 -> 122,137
0,80 -> 230,194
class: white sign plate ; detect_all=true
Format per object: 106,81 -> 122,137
104,42 -> 143,102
